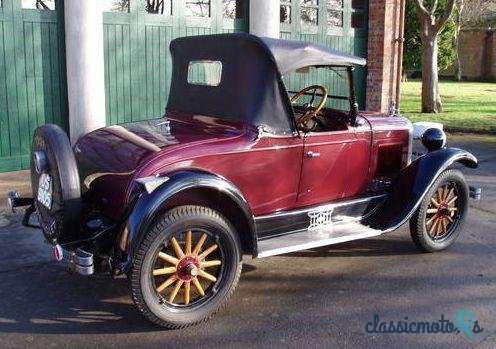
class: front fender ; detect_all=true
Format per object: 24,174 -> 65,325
119,170 -> 255,272
364,148 -> 477,231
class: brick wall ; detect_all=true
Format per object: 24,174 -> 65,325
444,30 -> 496,80
460,31 -> 486,78
492,32 -> 496,78
366,0 -> 405,113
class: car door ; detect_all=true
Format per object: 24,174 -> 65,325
296,122 -> 371,207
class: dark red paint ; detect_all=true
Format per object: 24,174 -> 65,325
74,110 -> 412,220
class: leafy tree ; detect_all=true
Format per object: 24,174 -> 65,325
406,0 -> 457,113
404,0 -> 456,73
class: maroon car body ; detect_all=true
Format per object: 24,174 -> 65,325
74,110 -> 411,220
13,33 -> 479,328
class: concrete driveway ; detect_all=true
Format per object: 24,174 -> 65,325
0,134 -> 494,349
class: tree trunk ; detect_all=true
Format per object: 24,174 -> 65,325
421,36 -> 443,113
453,24 -> 462,81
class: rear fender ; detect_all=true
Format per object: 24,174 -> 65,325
364,148 -> 478,231
119,170 -> 255,272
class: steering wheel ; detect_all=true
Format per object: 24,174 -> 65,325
290,85 -> 328,127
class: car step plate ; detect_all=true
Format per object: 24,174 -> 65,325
256,221 -> 383,258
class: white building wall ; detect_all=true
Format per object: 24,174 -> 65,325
64,0 -> 106,143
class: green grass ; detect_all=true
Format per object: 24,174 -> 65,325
401,81 -> 496,133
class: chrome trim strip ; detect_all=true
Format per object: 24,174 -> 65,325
255,194 -> 387,221
257,229 -> 382,258
406,117 -> 414,165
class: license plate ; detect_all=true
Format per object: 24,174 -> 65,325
37,173 -> 53,210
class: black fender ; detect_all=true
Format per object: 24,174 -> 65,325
119,170 -> 256,272
364,148 -> 478,231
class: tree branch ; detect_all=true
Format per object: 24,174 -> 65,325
412,0 -> 430,17
434,0 -> 456,32
431,0 -> 439,15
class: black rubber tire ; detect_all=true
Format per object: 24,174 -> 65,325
130,205 -> 242,329
409,169 -> 469,252
30,124 -> 82,243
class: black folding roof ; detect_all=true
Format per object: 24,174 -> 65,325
166,33 -> 366,134
260,37 -> 367,75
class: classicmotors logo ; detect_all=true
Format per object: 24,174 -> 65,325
365,309 -> 484,339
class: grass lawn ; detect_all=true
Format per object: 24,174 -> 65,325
400,80 -> 496,133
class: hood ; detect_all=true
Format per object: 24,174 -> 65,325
74,112 -> 248,218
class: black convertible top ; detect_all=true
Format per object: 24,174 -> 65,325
166,33 -> 366,134
260,37 -> 366,74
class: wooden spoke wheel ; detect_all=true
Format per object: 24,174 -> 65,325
131,206 -> 242,328
425,183 -> 459,240
410,169 -> 469,252
152,230 -> 223,306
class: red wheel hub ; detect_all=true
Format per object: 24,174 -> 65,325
176,256 -> 201,281
438,203 -> 450,216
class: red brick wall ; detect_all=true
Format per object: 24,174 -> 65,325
459,31 -> 487,78
444,30 -> 496,80
492,32 -> 496,78
366,0 -> 404,112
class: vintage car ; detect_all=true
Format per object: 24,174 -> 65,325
9,33 -> 481,328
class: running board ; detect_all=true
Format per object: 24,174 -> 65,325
256,221 -> 383,258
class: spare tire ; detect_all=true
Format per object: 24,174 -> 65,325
30,124 -> 82,244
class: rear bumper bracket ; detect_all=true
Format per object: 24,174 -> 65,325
57,245 -> 94,276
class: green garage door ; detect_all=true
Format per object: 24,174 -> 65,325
0,0 -> 67,172
0,0 -> 247,172
280,0 -> 368,109
0,0 -> 366,173
103,0 -> 249,125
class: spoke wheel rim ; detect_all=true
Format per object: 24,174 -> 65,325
425,182 -> 461,241
151,229 -> 225,308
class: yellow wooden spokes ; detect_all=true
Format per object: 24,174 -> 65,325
153,266 -> 177,276
192,233 -> 207,255
156,275 -> 177,293
201,260 -> 222,268
153,231 -> 222,305
441,218 -> 448,234
437,188 -> 444,202
198,244 -> 218,260
436,218 -> 443,235
185,230 -> 192,255
446,187 -> 454,201
198,269 -> 217,282
426,184 -> 459,238
431,198 -> 440,208
426,213 -> 438,225
184,281 -> 191,305
168,280 -> 184,303
447,196 -> 458,206
192,277 -> 205,296
171,237 -> 185,259
158,252 -> 179,266
429,218 -> 439,235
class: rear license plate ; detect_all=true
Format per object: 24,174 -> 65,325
37,173 -> 52,210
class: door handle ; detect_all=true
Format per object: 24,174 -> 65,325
306,151 -> 320,158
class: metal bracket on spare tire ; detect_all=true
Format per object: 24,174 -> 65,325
30,124 -> 82,244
